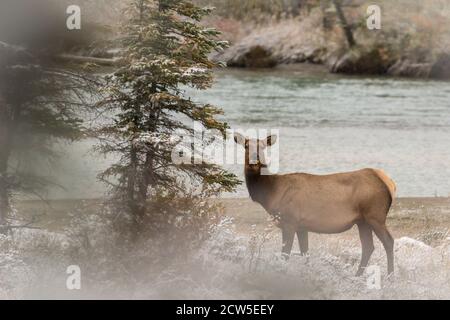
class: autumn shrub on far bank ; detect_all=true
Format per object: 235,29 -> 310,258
195,0 -> 307,22
200,0 -> 450,75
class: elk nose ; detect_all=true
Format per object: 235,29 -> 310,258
249,153 -> 259,164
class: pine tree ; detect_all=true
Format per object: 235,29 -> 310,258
96,0 -> 240,238
0,41 -> 97,232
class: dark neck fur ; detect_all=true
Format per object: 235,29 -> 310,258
245,167 -> 272,206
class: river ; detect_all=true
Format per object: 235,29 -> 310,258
47,65 -> 450,199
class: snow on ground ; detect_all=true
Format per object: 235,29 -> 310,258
0,220 -> 449,299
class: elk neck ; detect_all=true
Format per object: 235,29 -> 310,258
244,165 -> 274,206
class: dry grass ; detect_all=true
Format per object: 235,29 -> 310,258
220,197 -> 450,240
14,197 -> 450,241
2,197 -> 450,299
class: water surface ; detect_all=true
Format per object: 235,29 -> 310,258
189,66 -> 450,197
48,65 -> 450,198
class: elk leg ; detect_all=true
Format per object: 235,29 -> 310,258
356,222 -> 374,276
371,222 -> 395,275
281,227 -> 295,260
296,229 -> 309,255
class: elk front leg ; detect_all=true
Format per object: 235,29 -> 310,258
297,229 -> 309,255
281,226 -> 295,260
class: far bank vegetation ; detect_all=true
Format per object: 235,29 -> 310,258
198,0 -> 450,79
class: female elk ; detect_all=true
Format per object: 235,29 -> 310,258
234,133 -> 396,275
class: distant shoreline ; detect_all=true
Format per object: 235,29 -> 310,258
13,196 -> 450,244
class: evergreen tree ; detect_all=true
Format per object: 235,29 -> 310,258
96,0 -> 240,238
0,42 -> 97,232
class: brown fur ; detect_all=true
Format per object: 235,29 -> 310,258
373,169 -> 397,201
235,133 -> 396,276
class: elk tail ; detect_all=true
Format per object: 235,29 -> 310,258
373,169 -> 397,203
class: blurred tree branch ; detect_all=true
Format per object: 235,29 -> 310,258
0,41 -> 100,233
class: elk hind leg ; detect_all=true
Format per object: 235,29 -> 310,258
356,222 -> 374,276
281,226 -> 295,260
371,221 -> 394,275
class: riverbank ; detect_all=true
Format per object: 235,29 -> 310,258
208,1 -> 450,79
15,197 -> 450,246
61,1 -> 450,80
221,197 -> 450,246
3,196 -> 449,299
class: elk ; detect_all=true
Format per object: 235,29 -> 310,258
234,133 -> 396,276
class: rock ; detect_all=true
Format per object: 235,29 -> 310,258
429,54 -> 450,80
328,46 -> 392,75
226,45 -> 277,68
210,17 -> 330,68
440,237 -> 450,256
361,53 -> 450,79
394,237 -> 440,271
395,237 -> 432,251
304,47 -> 327,64
289,51 -> 307,63
387,60 -> 432,78
281,47 -> 326,64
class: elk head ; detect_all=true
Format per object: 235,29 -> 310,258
234,133 -> 277,175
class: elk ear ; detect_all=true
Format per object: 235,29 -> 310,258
266,134 -> 277,146
234,133 -> 246,146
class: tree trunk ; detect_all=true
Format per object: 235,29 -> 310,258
331,0 -> 356,48
136,151 -> 153,224
0,102 -> 12,233
0,177 -> 10,234
127,146 -> 140,232
321,0 -> 332,30
133,81 -> 160,237
127,3 -> 160,241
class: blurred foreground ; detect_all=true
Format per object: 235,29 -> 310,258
1,197 -> 449,299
